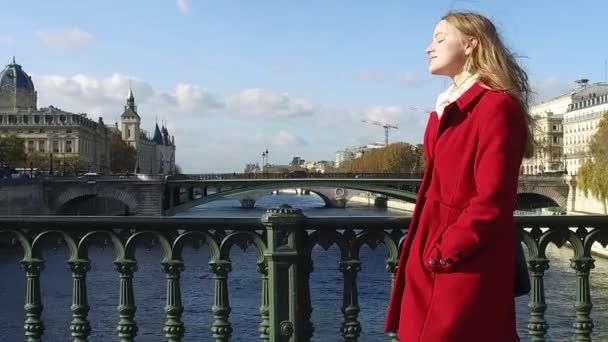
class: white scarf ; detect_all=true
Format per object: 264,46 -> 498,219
435,74 -> 479,118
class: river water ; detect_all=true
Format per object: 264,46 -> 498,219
0,193 -> 607,341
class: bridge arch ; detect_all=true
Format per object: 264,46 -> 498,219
166,181 -> 418,215
241,188 -> 344,208
55,188 -> 138,215
517,186 -> 567,208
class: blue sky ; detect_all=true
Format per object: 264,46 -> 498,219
1,0 -> 607,172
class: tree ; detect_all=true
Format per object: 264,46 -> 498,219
109,130 -> 137,173
0,135 -> 27,168
329,142 -> 426,175
27,152 -> 50,172
61,156 -> 81,175
577,111 -> 608,214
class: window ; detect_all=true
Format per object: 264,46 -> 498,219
52,141 -> 59,153
23,116 -> 28,124
39,129 -> 45,133
552,125 -> 557,131
45,115 -> 53,124
66,129 -> 72,134
66,140 -> 72,153
38,141 -> 45,152
33,115 -> 40,124
552,136 -> 558,144
127,129 -> 131,138
27,141 -> 34,153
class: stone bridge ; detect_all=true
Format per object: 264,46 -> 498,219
0,175 -> 166,216
0,174 -> 574,216
517,175 -> 571,209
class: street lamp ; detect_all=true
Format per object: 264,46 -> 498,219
265,149 -> 269,177
262,149 -> 269,177
261,151 -> 266,177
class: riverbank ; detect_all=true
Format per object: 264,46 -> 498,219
349,193 -> 414,212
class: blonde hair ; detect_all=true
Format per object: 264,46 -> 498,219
442,11 -> 535,158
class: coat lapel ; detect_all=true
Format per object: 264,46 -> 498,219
431,83 -> 488,160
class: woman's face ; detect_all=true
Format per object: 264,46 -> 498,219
426,20 -> 470,78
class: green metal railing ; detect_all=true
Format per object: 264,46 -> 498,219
0,211 -> 607,341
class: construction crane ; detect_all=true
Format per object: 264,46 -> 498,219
361,119 -> 398,145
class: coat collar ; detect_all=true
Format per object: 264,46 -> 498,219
430,82 -> 488,160
453,82 -> 488,113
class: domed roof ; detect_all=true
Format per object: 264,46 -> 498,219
0,57 -> 35,92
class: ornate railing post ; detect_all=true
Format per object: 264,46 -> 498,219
527,258 -> 549,341
571,257 -> 594,341
340,259 -> 361,341
68,260 -> 91,342
258,261 -> 270,341
386,260 -> 399,342
162,261 -> 185,342
209,260 -> 232,341
301,256 -> 314,340
115,260 -> 138,342
261,205 -> 306,342
21,258 -> 45,342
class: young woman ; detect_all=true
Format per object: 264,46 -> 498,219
384,11 -> 534,342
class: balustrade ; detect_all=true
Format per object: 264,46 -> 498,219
0,214 -> 607,341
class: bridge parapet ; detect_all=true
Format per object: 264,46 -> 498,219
0,214 -> 606,340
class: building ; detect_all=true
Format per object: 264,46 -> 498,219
303,160 -> 335,173
563,80 -> 608,175
0,58 -> 176,174
335,148 -> 356,168
116,88 -> 176,174
523,83 -> 573,175
0,58 -> 110,173
335,143 -> 386,168
290,156 -> 305,167
522,78 -> 608,175
521,111 -> 564,175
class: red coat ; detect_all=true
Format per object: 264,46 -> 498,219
385,83 -> 526,341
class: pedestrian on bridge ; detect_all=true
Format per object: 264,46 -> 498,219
385,11 -> 534,342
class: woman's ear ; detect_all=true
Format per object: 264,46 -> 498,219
464,37 -> 478,56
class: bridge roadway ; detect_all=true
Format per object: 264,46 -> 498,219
0,174 -> 571,216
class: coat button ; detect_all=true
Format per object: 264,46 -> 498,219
439,258 -> 454,265
429,258 -> 437,265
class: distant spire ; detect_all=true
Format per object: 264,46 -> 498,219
126,83 -> 136,112
12,56 -> 15,64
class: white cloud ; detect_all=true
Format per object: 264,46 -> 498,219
176,0 -> 191,15
273,130 -> 307,146
0,34 -> 14,45
399,72 -> 423,88
531,77 -> 573,103
355,71 -> 387,84
174,83 -> 223,112
36,28 -> 94,51
363,105 -> 403,125
26,71 -> 428,172
225,88 -> 318,119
